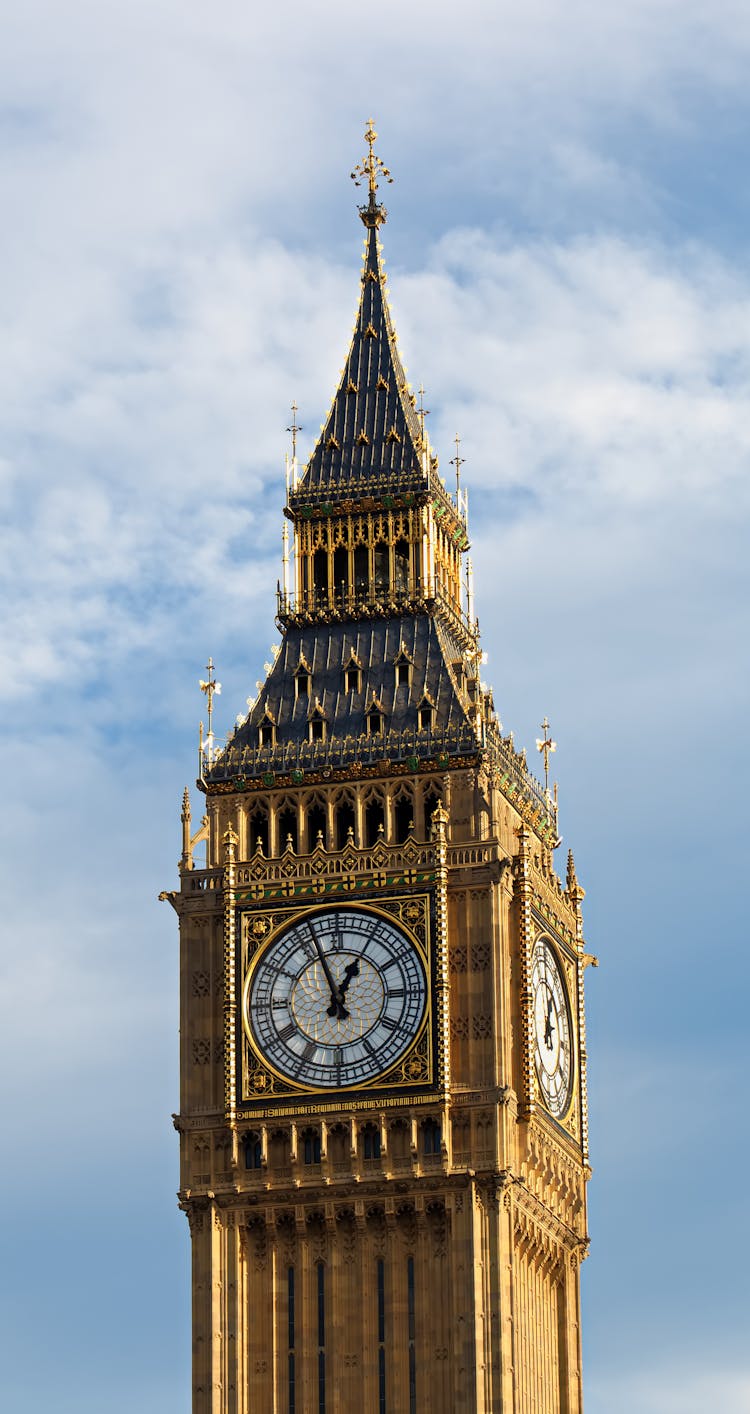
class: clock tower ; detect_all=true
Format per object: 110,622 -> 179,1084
170,124 -> 592,1413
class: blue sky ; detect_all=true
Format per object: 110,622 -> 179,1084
1,2 -> 749,1409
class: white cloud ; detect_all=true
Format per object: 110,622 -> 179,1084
586,1368 -> 750,1414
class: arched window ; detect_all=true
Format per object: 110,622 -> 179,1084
393,539 -> 410,594
394,792 -> 413,844
365,796 -> 385,847
307,801 -> 327,851
422,1118 -> 442,1155
278,805 -> 297,853
313,548 -> 328,601
249,805 -> 269,855
374,543 -> 389,593
333,546 -> 348,601
335,798 -> 356,850
362,1124 -> 381,1160
244,1134 -> 262,1169
302,1129 -> 321,1164
354,545 -> 369,596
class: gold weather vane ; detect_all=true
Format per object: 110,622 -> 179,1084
536,717 -> 557,795
199,657 -> 222,755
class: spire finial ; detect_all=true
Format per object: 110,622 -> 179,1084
351,119 -> 393,227
535,716 -> 557,798
451,433 -> 465,497
199,658 -> 221,763
287,402 -> 302,461
417,385 -> 430,440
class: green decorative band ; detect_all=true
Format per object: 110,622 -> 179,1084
238,867 -> 433,906
291,768 -> 304,784
233,776 -> 246,790
262,771 -> 276,787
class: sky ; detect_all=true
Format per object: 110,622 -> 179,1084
1,1 -> 749,1409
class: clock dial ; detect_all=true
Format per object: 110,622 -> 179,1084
244,906 -> 427,1090
531,936 -> 573,1118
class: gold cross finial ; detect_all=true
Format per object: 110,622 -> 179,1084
351,120 -> 393,225
535,716 -> 557,795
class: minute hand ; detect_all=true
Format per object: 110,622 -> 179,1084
306,924 -> 346,1017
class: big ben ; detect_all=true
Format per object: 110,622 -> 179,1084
169,123 -> 593,1413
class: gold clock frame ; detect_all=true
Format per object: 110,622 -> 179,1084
237,892 -> 435,1104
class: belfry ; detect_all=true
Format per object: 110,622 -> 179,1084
171,123 -> 592,1414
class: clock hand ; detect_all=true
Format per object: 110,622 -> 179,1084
306,923 -> 346,1015
544,994 -> 555,1049
327,956 -> 360,1020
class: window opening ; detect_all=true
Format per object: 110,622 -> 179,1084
333,546 -> 348,601
396,660 -> 410,687
335,800 -> 356,850
367,708 -> 384,737
393,539 -> 410,594
422,1119 -> 441,1155
303,1132 -> 322,1164
307,803 -> 327,851
313,548 -> 328,601
374,543 -> 389,593
259,719 -> 275,749
346,665 -> 361,693
249,808 -> 269,855
278,806 -> 297,854
418,705 -> 433,732
365,798 -> 385,847
354,544 -> 369,596
394,795 -> 413,844
244,1135 -> 262,1169
364,1125 -> 381,1160
295,672 -> 309,699
310,717 -> 326,742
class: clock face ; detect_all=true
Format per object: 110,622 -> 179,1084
531,936 -> 573,1118
244,906 -> 427,1091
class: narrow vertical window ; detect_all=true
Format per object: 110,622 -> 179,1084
288,1267 -> 296,1414
407,1256 -> 416,1414
377,1258 -> 386,1413
317,1262 -> 326,1414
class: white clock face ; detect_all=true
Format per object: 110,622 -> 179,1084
531,937 -> 573,1118
244,906 -> 427,1090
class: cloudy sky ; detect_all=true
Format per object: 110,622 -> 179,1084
2,2 -> 749,1409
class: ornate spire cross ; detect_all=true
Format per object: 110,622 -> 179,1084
536,716 -> 557,794
351,119 -> 393,225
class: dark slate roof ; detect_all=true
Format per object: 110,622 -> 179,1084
292,224 -> 428,503
213,613 -> 477,770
